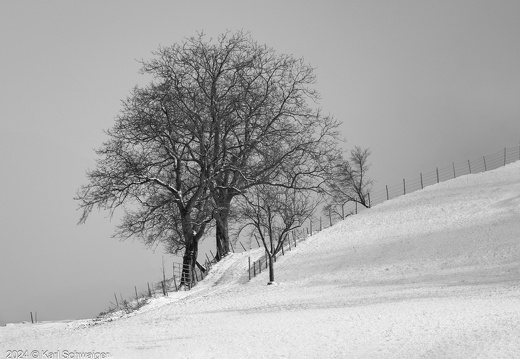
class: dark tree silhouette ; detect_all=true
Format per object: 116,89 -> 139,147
75,84 -> 213,286
76,31 -> 339,281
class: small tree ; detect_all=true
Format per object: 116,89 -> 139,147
325,146 -> 373,217
238,184 -> 317,284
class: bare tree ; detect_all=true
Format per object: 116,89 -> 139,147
75,80 -> 213,287
141,31 -> 339,259
325,146 -> 373,218
76,31 -> 340,280
237,183 -> 317,284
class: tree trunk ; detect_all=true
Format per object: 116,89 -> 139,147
267,255 -> 275,284
215,219 -> 229,260
180,240 -> 198,288
215,199 -> 231,260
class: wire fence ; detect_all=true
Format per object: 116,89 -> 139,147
243,144 -> 520,280
170,257 -> 217,290
247,228 -> 308,281
96,144 -> 520,318
362,145 -> 520,213
95,251 -> 220,321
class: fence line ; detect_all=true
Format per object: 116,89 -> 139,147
97,144 -> 519,317
239,144 -> 520,256
361,145 -> 520,214
244,144 -> 520,281
96,250 -> 219,320
248,227 -> 308,281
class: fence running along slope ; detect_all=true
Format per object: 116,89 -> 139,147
97,144 -> 519,317
243,144 -> 520,281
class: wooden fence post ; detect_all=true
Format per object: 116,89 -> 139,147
483,156 -> 487,171
468,160 -> 471,174
452,162 -> 456,178
436,167 -> 439,183
504,147 -> 507,166
420,173 -> 423,189
135,286 -> 139,305
403,179 -> 406,195
30,312 -> 34,324
386,185 -> 389,200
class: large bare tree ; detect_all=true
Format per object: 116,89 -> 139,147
76,31 -> 340,278
141,31 -> 339,259
75,84 -> 212,286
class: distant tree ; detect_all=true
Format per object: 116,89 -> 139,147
325,146 -> 373,218
237,182 -> 317,284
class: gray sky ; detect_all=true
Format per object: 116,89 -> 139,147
1,1 -> 519,326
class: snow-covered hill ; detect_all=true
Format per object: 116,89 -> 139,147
2,162 -> 520,358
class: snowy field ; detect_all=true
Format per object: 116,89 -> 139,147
2,162 -> 520,358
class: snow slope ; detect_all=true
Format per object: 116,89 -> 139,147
2,162 -> 520,358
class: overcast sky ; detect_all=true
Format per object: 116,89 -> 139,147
1,1 -> 519,326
